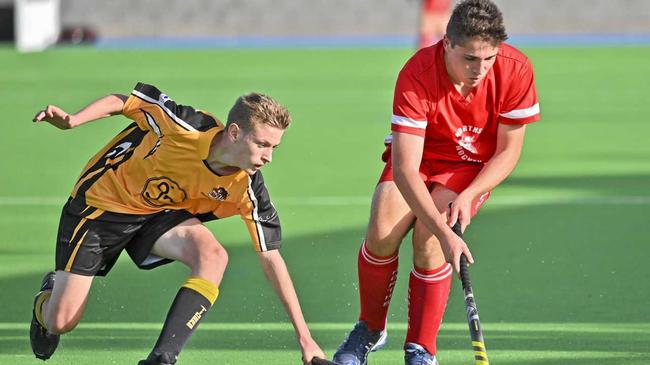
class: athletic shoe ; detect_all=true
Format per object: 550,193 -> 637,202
332,321 -> 387,365
30,271 -> 59,360
137,352 -> 177,365
404,343 -> 439,365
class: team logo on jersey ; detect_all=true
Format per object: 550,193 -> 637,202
141,177 -> 187,207
458,133 -> 478,153
205,187 -> 229,201
454,125 -> 483,162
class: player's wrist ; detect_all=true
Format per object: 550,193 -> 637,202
461,186 -> 482,200
297,332 -> 315,346
67,114 -> 80,128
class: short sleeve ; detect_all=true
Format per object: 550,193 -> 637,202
237,172 -> 281,252
391,69 -> 429,137
498,60 -> 541,125
122,82 -> 220,136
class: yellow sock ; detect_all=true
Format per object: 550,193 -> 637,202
182,276 -> 219,304
34,291 -> 52,328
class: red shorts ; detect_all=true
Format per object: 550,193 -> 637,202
378,157 -> 490,216
422,0 -> 451,13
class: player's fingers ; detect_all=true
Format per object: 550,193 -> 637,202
46,105 -> 54,118
447,204 -> 459,227
32,110 -> 46,122
463,244 -> 475,264
460,211 -> 471,232
452,250 -> 461,273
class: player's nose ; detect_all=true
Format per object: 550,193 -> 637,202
262,149 -> 272,163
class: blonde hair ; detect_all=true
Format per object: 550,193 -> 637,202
227,93 -> 291,131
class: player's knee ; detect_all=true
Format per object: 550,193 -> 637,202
183,227 -> 228,269
365,229 -> 401,257
199,241 -> 228,268
412,241 -> 446,268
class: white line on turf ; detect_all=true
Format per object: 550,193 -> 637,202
1,195 -> 650,207
1,322 -> 649,332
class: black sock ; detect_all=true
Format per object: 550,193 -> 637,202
149,276 -> 219,359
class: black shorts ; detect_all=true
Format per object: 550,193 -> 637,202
55,197 -> 215,277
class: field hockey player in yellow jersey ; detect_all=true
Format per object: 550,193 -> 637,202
29,83 -> 326,364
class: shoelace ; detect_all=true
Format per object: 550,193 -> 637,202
341,326 -> 378,359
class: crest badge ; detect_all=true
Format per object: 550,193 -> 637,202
206,187 -> 229,201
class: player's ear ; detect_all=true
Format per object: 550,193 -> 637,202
227,123 -> 241,142
443,35 -> 451,50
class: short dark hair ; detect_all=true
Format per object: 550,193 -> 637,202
446,0 -> 508,46
227,92 -> 291,131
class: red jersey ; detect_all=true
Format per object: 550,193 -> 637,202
389,41 -> 540,163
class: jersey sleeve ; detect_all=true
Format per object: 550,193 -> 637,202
391,68 -> 429,137
498,60 -> 541,125
122,82 -> 220,136
237,172 -> 282,252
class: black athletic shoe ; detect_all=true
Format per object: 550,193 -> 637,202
333,321 -> 388,365
30,271 -> 59,361
137,352 -> 177,365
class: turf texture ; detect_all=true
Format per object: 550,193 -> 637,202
0,45 -> 649,364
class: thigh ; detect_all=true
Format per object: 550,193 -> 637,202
149,217 -> 206,263
411,184 -> 458,269
365,181 -> 416,256
149,218 -> 228,285
124,209 -> 196,269
148,217 -> 225,267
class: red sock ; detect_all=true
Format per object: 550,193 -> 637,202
406,263 -> 452,355
357,240 -> 399,331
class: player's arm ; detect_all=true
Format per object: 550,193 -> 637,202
257,250 -> 326,364
392,131 -> 474,273
448,123 -> 526,230
32,94 -> 128,130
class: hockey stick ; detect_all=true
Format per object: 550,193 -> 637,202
451,222 -> 490,365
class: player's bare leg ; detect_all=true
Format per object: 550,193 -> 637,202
334,181 -> 415,365
405,183 -> 458,365
139,218 -> 227,365
30,271 -> 94,360
365,181 -> 415,256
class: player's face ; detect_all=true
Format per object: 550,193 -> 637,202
444,36 -> 499,88
234,122 -> 284,175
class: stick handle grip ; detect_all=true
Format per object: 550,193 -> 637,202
459,253 -> 472,290
451,222 -> 473,290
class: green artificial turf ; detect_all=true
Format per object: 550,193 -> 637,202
0,45 -> 649,364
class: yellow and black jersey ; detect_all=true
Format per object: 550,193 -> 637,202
70,82 -> 281,251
